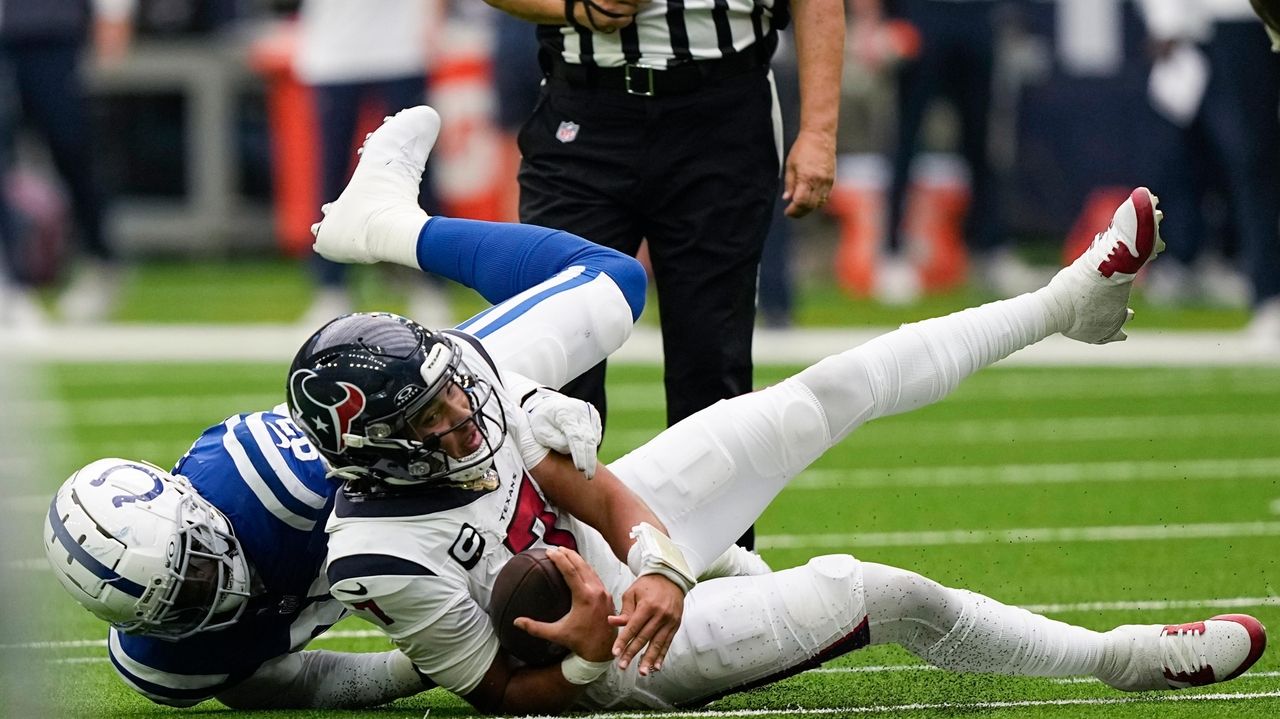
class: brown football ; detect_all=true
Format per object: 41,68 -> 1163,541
488,548 -> 573,666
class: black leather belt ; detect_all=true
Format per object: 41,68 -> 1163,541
548,51 -> 766,97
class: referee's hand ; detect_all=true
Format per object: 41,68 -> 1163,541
573,0 -> 650,33
782,129 -> 836,218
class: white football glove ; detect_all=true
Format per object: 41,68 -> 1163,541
521,388 -> 602,479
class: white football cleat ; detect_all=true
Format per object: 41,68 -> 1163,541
311,105 -> 441,267
1099,614 -> 1267,692
1046,187 -> 1164,344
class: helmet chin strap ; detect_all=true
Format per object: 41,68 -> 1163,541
440,448 -> 500,491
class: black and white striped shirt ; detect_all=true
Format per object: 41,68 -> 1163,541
541,0 -> 790,68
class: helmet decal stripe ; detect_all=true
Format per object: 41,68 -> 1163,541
46,502 -> 146,598
332,382 -> 367,442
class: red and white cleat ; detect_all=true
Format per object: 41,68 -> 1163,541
1100,613 -> 1267,692
1047,186 -> 1165,344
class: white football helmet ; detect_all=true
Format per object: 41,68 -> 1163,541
43,458 -> 252,640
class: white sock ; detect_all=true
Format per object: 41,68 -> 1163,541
368,205 -> 431,270
863,564 -> 1105,678
921,589 -> 1106,677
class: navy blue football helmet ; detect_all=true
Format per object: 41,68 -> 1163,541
287,312 -> 505,488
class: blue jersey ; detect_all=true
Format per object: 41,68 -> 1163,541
108,409 -> 347,706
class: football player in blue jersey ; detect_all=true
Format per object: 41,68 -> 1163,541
286,108 -> 1263,714
42,106 -> 660,709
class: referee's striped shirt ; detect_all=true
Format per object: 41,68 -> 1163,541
541,0 -> 790,68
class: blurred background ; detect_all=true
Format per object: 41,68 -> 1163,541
3,3 -> 1280,715
0,0 -> 1275,342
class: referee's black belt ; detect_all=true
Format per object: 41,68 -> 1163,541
548,51 -> 766,97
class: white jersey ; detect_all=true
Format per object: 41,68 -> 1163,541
324,333 -> 632,695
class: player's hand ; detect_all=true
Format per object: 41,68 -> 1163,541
607,574 -> 684,675
514,547 -> 616,662
523,388 -> 602,479
782,129 -> 836,218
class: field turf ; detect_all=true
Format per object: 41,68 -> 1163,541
7,361 -> 1280,717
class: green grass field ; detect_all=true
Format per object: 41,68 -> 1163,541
7,360 -> 1279,718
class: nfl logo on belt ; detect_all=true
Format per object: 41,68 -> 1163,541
556,121 -> 580,144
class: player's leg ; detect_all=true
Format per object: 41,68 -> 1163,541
214,649 -> 425,709
601,556 -> 1264,709
309,105 -> 647,387
860,562 -> 1264,692
584,555 -> 870,710
611,189 -> 1164,575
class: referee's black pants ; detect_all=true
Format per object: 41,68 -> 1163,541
518,68 -> 781,428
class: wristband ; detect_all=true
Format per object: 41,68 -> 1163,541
626,522 -> 696,594
561,653 -> 612,685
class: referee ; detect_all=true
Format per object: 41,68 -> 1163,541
486,0 -> 843,547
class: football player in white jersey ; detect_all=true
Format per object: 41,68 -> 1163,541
290,106 -> 1266,715
43,105 -> 670,708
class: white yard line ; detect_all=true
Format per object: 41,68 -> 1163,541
14,521 -> 1280,571
790,457 -> 1280,490
849,413 -> 1280,444
756,521 -> 1280,550
14,394 -> 279,428
523,691 -> 1280,718
15,596 -> 1280,652
608,412 -> 1280,452
12,455 -> 1278,512
4,325 -> 1278,366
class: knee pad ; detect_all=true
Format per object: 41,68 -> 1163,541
776,555 -> 865,654
675,556 -> 864,677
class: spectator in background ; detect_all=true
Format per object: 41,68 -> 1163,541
490,11 -> 542,222
485,0 -> 844,549
1136,0 -> 1280,351
852,0 -> 1039,304
0,0 -> 133,328
292,0 -> 452,328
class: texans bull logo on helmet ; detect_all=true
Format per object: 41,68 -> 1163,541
288,369 -> 368,454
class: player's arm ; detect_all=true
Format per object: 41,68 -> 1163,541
530,453 -> 690,675
483,0 -> 645,31
784,0 -> 844,218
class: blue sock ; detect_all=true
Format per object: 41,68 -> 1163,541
415,217 -> 645,319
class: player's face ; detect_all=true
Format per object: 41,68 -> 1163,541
409,382 -> 483,459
